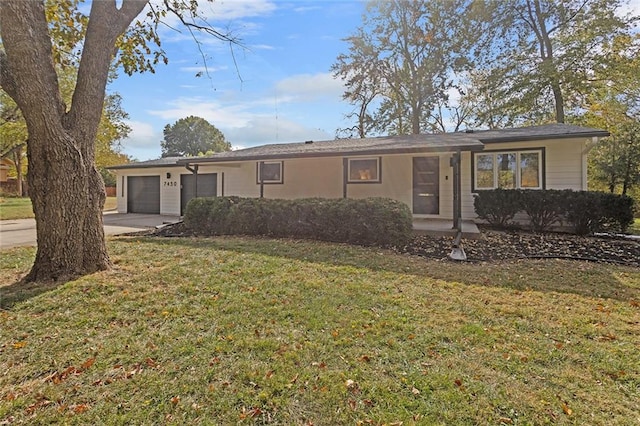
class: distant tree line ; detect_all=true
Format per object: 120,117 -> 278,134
332,0 -> 640,195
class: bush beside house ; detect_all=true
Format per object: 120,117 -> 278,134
184,196 -> 413,247
474,189 -> 635,235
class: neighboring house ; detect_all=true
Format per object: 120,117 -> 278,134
0,158 -> 11,183
109,124 -> 608,225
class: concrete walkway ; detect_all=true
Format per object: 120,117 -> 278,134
0,213 -> 181,250
413,219 -> 481,239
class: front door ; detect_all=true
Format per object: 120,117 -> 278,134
413,157 -> 439,215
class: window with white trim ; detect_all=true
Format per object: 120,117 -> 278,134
257,161 -> 283,184
474,150 -> 542,190
347,158 -> 381,183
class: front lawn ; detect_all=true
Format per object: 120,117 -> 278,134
1,237 -> 638,424
0,197 -> 117,220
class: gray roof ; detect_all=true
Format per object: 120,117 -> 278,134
180,132 -> 484,165
108,156 -> 186,170
110,124 -> 609,169
470,123 -> 609,143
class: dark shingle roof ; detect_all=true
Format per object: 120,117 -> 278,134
470,123 -> 609,143
179,133 -> 484,165
109,124 -> 609,169
107,156 -> 187,170
180,123 -> 607,165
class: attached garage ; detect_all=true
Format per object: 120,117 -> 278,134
127,176 -> 160,214
181,173 -> 217,214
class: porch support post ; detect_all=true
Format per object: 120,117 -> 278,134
450,151 -> 462,231
259,161 -> 265,198
342,158 -> 348,198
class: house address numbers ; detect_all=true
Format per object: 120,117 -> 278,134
163,181 -> 178,187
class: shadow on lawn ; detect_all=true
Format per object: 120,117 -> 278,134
118,235 -> 639,302
0,279 -> 63,310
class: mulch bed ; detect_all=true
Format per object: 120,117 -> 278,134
399,229 -> 640,266
150,222 -> 640,267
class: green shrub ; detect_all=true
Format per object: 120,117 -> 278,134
183,196 -> 241,234
520,189 -> 565,232
184,196 -> 413,247
473,189 -> 522,228
474,189 -> 635,235
565,191 -> 635,235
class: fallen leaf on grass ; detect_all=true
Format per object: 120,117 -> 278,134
597,333 -> 617,341
72,404 -> 89,414
81,357 -> 95,370
12,341 -> 27,349
348,399 -> 357,410
239,406 -> 263,419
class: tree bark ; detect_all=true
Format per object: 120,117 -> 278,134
0,0 -> 147,282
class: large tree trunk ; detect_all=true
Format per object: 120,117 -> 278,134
0,0 -> 147,282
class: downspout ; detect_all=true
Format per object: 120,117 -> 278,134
185,163 -> 199,197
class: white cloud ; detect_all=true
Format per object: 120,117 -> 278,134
122,120 -> 160,147
274,72 -> 345,102
147,97 -> 253,128
197,0 -> 277,21
224,117 -> 331,147
120,120 -> 163,160
179,65 -> 228,73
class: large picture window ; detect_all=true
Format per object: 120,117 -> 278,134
473,150 -> 543,190
347,158 -> 381,183
257,161 -> 283,184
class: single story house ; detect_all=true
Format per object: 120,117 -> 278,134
109,124 -> 609,228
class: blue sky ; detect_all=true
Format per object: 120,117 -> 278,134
110,0 -> 366,161
110,0 -> 640,161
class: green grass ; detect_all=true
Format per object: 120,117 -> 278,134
1,236 -> 639,425
0,197 -> 117,220
630,218 -> 640,235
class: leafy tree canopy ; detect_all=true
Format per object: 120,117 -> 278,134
0,0 -> 238,282
332,0 -> 469,137
461,0 -> 639,127
161,115 -> 231,157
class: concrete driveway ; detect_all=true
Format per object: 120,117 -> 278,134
0,212 -> 181,250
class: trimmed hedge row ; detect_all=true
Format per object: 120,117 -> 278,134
474,189 -> 635,235
184,196 -> 414,247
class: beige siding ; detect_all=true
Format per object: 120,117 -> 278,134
113,136 -> 588,220
263,157 -> 343,199
114,167 -> 179,215
346,155 -> 412,204
478,137 -> 587,190
462,137 -> 588,219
